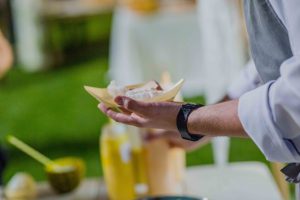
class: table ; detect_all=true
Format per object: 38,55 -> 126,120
185,162 -> 283,200
1,162 -> 283,200
1,178 -> 108,200
37,179 -> 108,200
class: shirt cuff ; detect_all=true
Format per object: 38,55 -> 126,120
238,82 -> 298,162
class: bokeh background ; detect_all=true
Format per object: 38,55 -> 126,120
0,0 -> 267,185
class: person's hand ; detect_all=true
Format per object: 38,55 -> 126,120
145,129 -> 212,151
98,96 -> 182,131
0,30 -> 13,78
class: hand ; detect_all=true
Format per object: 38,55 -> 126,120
146,129 -> 212,151
98,96 -> 181,131
0,30 -> 13,78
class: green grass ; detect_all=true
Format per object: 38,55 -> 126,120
0,59 -> 109,182
0,58 -> 268,184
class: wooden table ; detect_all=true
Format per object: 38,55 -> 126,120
1,162 -> 283,200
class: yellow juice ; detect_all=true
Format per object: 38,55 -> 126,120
100,123 -> 136,200
131,147 -> 148,197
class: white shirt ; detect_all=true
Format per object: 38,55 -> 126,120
228,0 -> 300,163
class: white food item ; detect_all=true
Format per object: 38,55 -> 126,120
107,80 -> 163,100
107,80 -> 128,97
5,172 -> 37,199
125,88 -> 163,100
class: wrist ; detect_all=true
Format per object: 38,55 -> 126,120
171,104 -> 182,131
187,106 -> 205,135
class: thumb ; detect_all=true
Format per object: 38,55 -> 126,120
115,96 -> 152,116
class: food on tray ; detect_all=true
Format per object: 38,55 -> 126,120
107,80 -> 163,100
84,79 -> 184,109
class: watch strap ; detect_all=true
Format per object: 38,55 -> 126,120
176,103 -> 204,141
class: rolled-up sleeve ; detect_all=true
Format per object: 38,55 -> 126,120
238,1 -> 300,162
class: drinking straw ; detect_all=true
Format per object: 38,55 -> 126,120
7,135 -> 55,166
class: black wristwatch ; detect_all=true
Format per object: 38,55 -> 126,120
176,103 -> 204,141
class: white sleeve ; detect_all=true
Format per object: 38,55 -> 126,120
238,1 -> 300,162
227,59 -> 261,99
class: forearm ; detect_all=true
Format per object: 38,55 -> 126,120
100,96 -> 248,138
188,99 -> 248,138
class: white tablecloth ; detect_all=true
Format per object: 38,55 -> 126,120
186,162 -> 283,200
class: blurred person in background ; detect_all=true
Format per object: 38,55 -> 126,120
0,0 -> 12,186
0,0 -> 13,79
0,31 -> 12,184
0,29 -> 13,185
0,30 -> 13,79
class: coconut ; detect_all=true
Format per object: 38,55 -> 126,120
5,172 -> 37,199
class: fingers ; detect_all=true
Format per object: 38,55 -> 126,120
118,107 -> 132,115
98,103 -> 109,113
99,97 -> 180,130
115,96 -> 153,116
98,103 -> 144,127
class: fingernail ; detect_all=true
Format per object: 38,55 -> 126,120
98,104 -> 104,111
115,96 -> 123,106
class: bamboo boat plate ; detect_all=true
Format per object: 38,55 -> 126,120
84,79 -> 184,110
